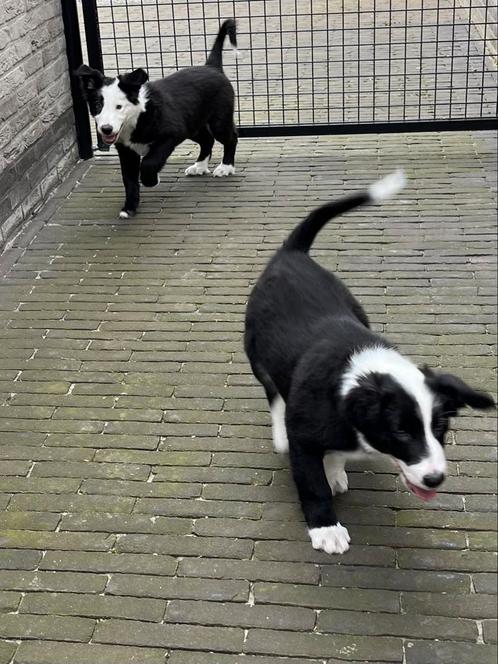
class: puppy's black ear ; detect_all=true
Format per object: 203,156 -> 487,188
422,366 -> 495,412
74,65 -> 104,94
119,68 -> 149,89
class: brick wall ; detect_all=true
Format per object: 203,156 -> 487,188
0,0 -> 79,248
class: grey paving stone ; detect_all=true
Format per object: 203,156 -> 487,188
13,641 -> 166,664
0,613 -> 95,642
168,654 -> 322,664
107,573 -> 249,602
244,628 -> 402,660
320,564 -> 470,593
0,641 -> 16,664
317,608 -> 478,641
94,619 -> 244,652
405,640 -> 497,664
166,599 -> 316,631
19,591 -> 166,622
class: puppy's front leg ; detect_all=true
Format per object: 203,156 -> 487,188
289,440 -> 350,554
116,144 -> 140,218
140,139 -> 178,188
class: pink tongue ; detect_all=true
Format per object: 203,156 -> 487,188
407,480 -> 437,501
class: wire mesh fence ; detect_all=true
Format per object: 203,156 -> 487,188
80,0 -> 497,135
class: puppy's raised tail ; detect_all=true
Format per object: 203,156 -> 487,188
284,170 -> 406,253
206,19 -> 238,70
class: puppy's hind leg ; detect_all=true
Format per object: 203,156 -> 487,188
211,119 -> 238,177
270,393 -> 289,454
185,126 -> 215,176
250,362 -> 288,453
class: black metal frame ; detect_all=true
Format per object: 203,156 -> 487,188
67,0 -> 497,159
61,0 -> 92,159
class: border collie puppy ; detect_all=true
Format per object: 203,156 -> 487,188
76,19 -> 239,219
244,171 -> 494,555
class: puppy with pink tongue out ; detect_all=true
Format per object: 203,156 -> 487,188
245,170 -> 495,555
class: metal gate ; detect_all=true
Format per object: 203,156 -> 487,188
66,0 -> 497,158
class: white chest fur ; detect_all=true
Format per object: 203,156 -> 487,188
122,138 -> 150,156
118,122 -> 149,156
116,83 -> 150,157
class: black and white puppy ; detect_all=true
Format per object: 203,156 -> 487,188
244,171 -> 495,555
76,19 -> 239,218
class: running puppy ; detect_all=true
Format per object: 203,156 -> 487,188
76,19 -> 239,218
244,171 -> 494,555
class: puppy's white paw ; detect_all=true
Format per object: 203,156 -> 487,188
185,161 -> 210,176
213,164 -> 235,177
329,469 -> 349,495
119,210 -> 136,219
309,524 -> 351,554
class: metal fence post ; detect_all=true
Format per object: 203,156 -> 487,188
61,0 -> 93,160
81,0 -> 108,151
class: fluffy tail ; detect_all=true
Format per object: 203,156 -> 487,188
206,19 -> 238,70
284,170 -> 406,253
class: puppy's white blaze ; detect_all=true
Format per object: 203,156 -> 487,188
95,79 -> 148,136
308,524 -> 350,555
270,394 -> 289,453
368,169 -> 406,203
341,346 -> 418,397
341,346 -> 447,484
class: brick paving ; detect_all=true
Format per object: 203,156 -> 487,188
0,132 -> 497,663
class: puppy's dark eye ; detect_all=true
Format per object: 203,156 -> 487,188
116,104 -> 122,109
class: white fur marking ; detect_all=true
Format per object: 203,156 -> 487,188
341,347 -> 417,398
185,157 -> 211,176
271,394 -> 289,453
341,346 -> 447,488
357,433 -> 376,454
96,79 -> 149,148
309,524 -> 351,554
368,169 -> 406,203
213,164 -> 235,177
119,211 -> 129,219
126,141 -> 149,157
323,453 -> 349,495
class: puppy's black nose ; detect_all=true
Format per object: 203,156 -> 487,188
423,472 -> 445,488
101,125 -> 113,135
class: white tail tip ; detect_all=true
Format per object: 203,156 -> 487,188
368,169 -> 406,203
